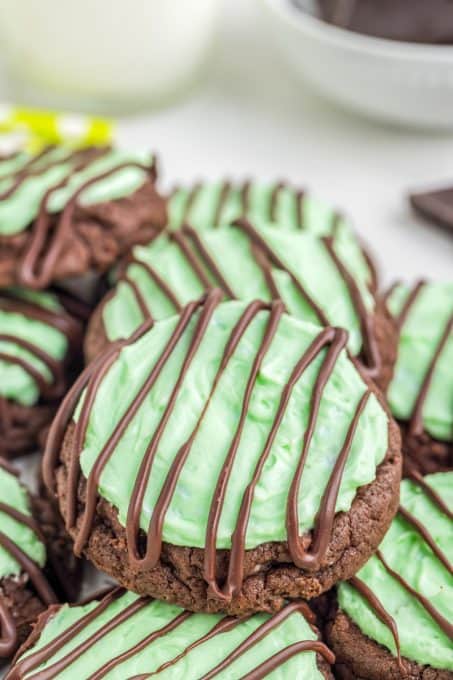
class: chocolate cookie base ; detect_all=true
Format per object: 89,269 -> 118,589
84,293 -> 398,394
326,600 -> 453,680
53,403 -> 401,617
0,400 -> 56,460
399,424 -> 453,477
0,180 -> 166,290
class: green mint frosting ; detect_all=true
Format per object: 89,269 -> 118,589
338,472 -> 453,671
17,591 -> 325,678
103,222 -> 373,357
0,289 -> 68,406
169,181 -> 351,236
387,282 -> 453,441
0,466 -> 46,579
78,301 -> 388,551
0,148 -> 153,236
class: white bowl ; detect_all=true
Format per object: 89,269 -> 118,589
262,0 -> 453,129
0,0 -> 222,113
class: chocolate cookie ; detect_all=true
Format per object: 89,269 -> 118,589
0,145 -> 166,295
0,287 -> 83,458
384,281 -> 453,475
45,293 -> 401,616
0,458 -> 80,659
86,220 -> 394,389
326,471 -> 453,679
7,588 -> 334,679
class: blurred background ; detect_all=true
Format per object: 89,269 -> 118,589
0,0 -> 451,281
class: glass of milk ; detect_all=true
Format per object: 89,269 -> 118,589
0,0 -> 222,113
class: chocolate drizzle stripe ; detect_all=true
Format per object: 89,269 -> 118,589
200,602 -> 334,679
348,576 -> 404,671
127,257 -> 182,312
409,313 -> 453,437
377,550 -> 453,640
0,531 -> 56,605
296,190 -> 305,229
170,231 -> 213,290
0,598 -> 17,657
182,225 -> 236,298
121,275 -> 152,322
214,181 -> 232,225
19,159 -> 155,289
89,611 -> 192,680
183,183 -> 202,222
394,279 -> 425,332
0,502 -> 43,541
269,182 -> 284,222
288,387 -> 371,570
239,641 -> 333,680
204,301 -> 284,598
0,457 -> 20,477
241,181 -> 251,213
7,589 -> 125,679
147,616 -> 246,677
126,289 -> 224,568
74,297 -> 209,557
322,237 -> 380,378
233,219 -> 329,327
407,469 -> 453,521
398,506 -> 452,574
0,334 -> 61,383
25,598 -> 150,680
0,352 -> 49,395
249,243 -> 282,303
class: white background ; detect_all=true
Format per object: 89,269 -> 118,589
115,1 -> 452,285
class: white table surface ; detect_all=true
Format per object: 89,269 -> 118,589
115,0 -> 452,286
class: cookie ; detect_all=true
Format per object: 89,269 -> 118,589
0,145 -> 166,295
0,287 -> 84,458
410,184 -> 453,238
169,180 -> 378,287
384,281 -> 453,475
7,588 -> 335,679
0,458 -> 80,659
86,221 -> 394,389
45,293 -> 401,616
326,471 -> 453,679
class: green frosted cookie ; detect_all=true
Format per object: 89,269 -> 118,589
0,146 -> 166,290
45,294 -> 401,615
8,589 -> 335,679
0,458 -> 77,659
0,287 -> 82,458
330,471 -> 453,679
385,281 -> 453,474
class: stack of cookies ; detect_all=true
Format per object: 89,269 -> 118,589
0,147 -> 451,679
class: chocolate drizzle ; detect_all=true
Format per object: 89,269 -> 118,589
7,591 -> 334,679
0,290 -> 82,401
111,217 -> 379,377
45,290 -> 374,601
0,458 -> 57,658
347,472 -> 453,662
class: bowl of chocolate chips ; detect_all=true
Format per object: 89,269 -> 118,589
262,0 -> 453,129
